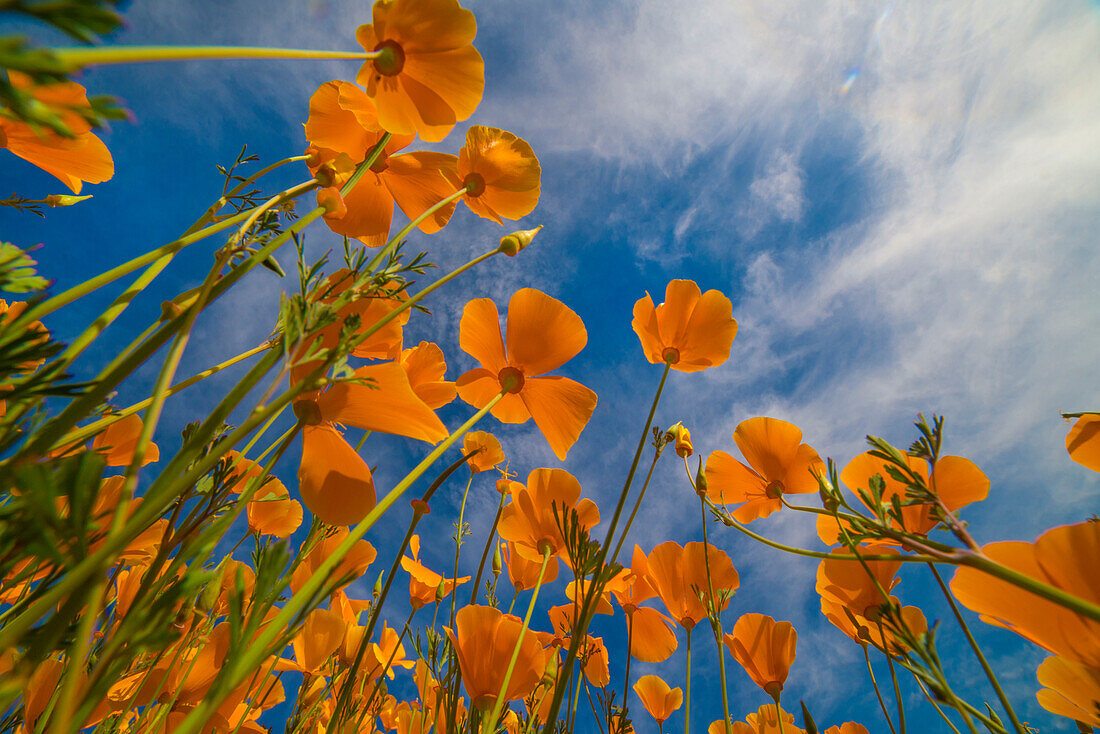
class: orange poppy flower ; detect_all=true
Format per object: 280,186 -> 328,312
724,613 -> 797,697
275,608 -> 346,674
444,605 -> 544,711
734,704 -> 806,734
816,547 -> 901,622
464,430 -> 505,473
305,80 -> 462,246
632,280 -> 738,372
633,674 -> 683,725
246,477 -> 303,539
497,467 -> 600,564
605,546 -> 658,613
1066,415 -> 1100,472
1,73 -> 113,193
456,289 -> 597,460
401,341 -> 457,409
354,0 -> 484,142
442,126 -> 541,224
503,541 -> 559,592
289,527 -> 377,594
402,534 -> 469,610
705,417 -> 824,523
950,521 -> 1100,667
297,421 -> 377,527
1035,655 -> 1100,726
91,414 -> 160,467
645,541 -> 739,630
823,724 -> 869,734
820,596 -> 927,655
291,270 -> 409,387
816,452 -> 989,546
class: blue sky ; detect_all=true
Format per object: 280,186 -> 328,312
3,1 -> 1099,732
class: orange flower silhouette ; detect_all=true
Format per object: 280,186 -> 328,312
463,430 -> 505,473
444,126 -> 541,223
1,73 -> 113,193
355,0 -> 484,142
724,613 -> 797,697
1066,415 -> 1100,472
444,605 -> 544,712
816,452 -> 989,546
456,289 -> 596,460
950,521 -> 1100,667
645,541 -> 739,630
705,417 -> 824,523
402,534 -> 469,610
633,675 -> 683,725
305,80 -> 461,246
497,467 -> 599,564
632,280 -> 738,372
816,547 -> 901,622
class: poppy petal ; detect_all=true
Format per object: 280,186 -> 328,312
505,289 -> 587,376
520,376 -> 597,461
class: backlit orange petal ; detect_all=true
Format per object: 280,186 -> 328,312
633,674 -> 682,724
456,368 -> 530,423
930,455 -> 990,511
630,292 -> 664,364
400,341 -> 457,409
399,47 -> 484,131
459,298 -> 507,373
247,480 -> 303,539
463,430 -> 505,473
629,606 -> 679,663
323,171 -> 393,247
376,0 -> 477,53
1066,415 -> 1100,472
676,288 -> 738,372
5,129 -> 113,194
292,608 -> 346,674
92,415 -> 160,467
724,613 -> 797,694
733,417 -> 803,483
520,375 -> 597,461
304,81 -> 379,159
654,280 -> 701,352
1035,655 -> 1100,726
298,424 -> 376,526
384,151 -> 461,234
505,289 -> 587,376
317,362 -> 448,444
704,450 -> 766,505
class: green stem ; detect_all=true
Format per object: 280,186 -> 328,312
610,441 -> 663,562
927,563 -> 1026,734
541,362 -> 672,734
773,696 -> 785,734
173,393 -> 506,734
911,672 -> 963,734
451,470 -> 475,627
52,45 -> 379,70
485,546 -> 552,734
470,490 -> 507,605
364,188 -> 468,273
684,625 -> 692,734
701,495 -> 732,734
863,644 -> 898,734
621,612 -> 634,714
185,155 -> 309,235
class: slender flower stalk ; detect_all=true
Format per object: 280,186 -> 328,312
484,546 -> 552,734
541,362 -> 672,734
52,45 -> 380,71
469,490 -> 507,604
925,563 -> 1026,734
864,645 -> 898,734
684,626 -> 693,734
451,470 -> 476,626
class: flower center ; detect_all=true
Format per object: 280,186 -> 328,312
662,347 -> 680,364
764,480 -> 784,499
369,149 -> 390,173
498,366 -> 525,393
372,40 -> 405,76
463,172 -> 486,197
292,399 -> 322,426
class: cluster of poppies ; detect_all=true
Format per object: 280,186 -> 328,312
2,0 -> 1099,733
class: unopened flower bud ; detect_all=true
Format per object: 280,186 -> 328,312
45,194 -> 92,207
196,561 -> 227,614
435,578 -> 447,603
373,570 -> 384,599
498,225 -> 543,256
694,457 -> 708,498
492,542 -> 503,577
541,652 -> 559,685
664,422 -> 694,458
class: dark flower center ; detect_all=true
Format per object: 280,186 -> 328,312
372,40 -> 406,77
498,366 -> 525,393
662,347 -> 680,364
463,172 -> 486,197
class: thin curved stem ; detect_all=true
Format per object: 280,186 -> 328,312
451,470 -> 475,627
863,644 -> 898,734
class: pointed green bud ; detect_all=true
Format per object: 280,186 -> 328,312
45,194 -> 92,207
373,570 -> 384,600
498,225 -> 543,256
435,577 -> 447,603
492,541 -> 503,577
